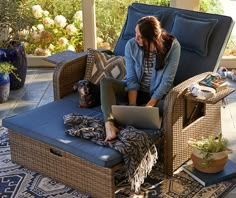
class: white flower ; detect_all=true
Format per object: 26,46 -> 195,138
34,48 -> 51,56
80,22 -> 83,29
18,29 -> 29,40
42,49 -> 52,56
32,5 -> 42,12
37,24 -> 44,31
43,10 -> 49,16
34,47 -> 43,55
73,11 -> 83,21
23,42 -> 29,47
32,5 -> 43,19
42,17 -> 54,27
54,15 -> 67,28
58,37 -> 68,46
48,44 -> 55,51
96,37 -> 104,43
32,26 -> 37,31
68,45 -> 76,51
66,24 -> 77,35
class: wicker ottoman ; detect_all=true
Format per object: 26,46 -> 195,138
4,95 -> 124,198
9,129 -> 122,198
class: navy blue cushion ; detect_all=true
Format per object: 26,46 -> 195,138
114,4 -> 174,56
171,13 -> 218,56
123,6 -> 163,40
3,94 -> 123,168
3,93 -> 160,167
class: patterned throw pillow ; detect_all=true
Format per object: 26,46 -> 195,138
84,48 -> 126,84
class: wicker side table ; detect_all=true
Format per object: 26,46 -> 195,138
45,50 -> 86,65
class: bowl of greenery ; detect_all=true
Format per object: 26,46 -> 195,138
188,133 -> 233,173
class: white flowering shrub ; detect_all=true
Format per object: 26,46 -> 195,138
24,5 -> 83,56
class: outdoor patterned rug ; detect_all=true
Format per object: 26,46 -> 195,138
1,126 -> 236,198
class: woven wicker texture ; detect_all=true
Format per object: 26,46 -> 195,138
9,130 -> 116,198
163,72 -> 235,174
8,53 -> 235,197
53,56 -> 236,176
53,54 -> 87,99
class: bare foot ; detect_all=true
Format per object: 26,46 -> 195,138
105,121 -> 119,141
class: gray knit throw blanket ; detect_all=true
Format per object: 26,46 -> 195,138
63,113 -> 158,193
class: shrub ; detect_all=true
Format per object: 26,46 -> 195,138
23,4 -> 83,55
23,0 -> 81,20
200,0 -> 224,14
0,0 -> 33,49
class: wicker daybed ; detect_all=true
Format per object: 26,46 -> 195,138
3,3 -> 235,198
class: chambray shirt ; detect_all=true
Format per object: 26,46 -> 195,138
124,37 -> 181,100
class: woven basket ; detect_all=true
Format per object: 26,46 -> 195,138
191,148 -> 233,173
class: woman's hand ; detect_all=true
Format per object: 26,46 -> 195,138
146,98 -> 158,107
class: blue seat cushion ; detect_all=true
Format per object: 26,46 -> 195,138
3,93 -> 160,168
3,93 -> 122,167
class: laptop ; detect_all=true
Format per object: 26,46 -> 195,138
111,105 -> 162,130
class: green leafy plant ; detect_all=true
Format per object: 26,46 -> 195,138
224,35 -> 236,56
188,133 -> 228,154
0,0 -> 32,49
200,0 -> 224,14
23,4 -> 83,56
0,62 -> 21,81
188,133 -> 229,167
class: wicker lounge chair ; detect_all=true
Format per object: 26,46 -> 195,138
3,3 -> 235,197
52,3 -> 235,174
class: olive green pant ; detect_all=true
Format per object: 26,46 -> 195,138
100,77 -> 151,122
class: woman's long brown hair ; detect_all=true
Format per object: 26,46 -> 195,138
137,16 -> 174,70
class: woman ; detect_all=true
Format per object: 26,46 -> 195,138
100,16 -> 181,141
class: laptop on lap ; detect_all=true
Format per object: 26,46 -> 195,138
111,105 -> 162,130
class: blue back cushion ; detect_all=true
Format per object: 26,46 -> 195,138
114,3 -> 233,85
122,6 -> 163,40
114,4 -> 175,56
171,13 -> 218,56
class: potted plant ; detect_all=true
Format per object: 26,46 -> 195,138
188,133 -> 233,173
0,61 -> 21,103
0,0 -> 32,90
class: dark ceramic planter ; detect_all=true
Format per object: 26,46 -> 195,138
0,43 -> 27,90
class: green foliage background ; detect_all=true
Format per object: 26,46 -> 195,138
95,0 -> 170,48
22,0 -> 224,51
22,0 -> 82,24
95,0 -> 223,49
